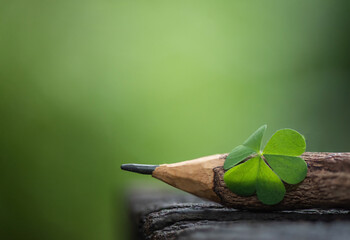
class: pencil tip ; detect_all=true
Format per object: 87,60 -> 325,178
121,164 -> 159,175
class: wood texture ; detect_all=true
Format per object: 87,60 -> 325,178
152,152 -> 350,210
126,187 -> 350,240
214,152 -> 350,210
152,154 -> 226,202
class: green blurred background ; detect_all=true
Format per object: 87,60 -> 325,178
0,0 -> 349,239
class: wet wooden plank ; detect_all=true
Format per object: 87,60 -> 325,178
125,187 -> 350,240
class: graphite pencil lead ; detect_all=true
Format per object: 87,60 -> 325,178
121,164 -> 159,175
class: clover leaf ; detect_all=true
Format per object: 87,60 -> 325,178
223,125 -> 307,205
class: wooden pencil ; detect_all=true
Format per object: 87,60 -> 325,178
121,152 -> 350,210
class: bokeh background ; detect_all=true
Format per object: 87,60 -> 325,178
1,0 -> 349,239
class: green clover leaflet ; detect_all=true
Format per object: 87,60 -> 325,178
223,125 -> 307,205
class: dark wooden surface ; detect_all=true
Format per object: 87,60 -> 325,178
125,187 -> 350,240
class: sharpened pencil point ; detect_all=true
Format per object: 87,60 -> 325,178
121,164 -> 159,175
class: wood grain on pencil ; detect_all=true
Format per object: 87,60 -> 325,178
152,152 -> 350,210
